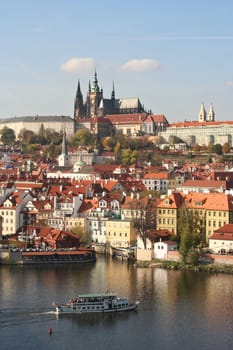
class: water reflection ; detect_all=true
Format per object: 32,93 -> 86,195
0,256 -> 233,350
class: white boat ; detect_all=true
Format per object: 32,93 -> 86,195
54,292 -> 139,314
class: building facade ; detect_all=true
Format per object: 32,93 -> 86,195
160,102 -> 233,147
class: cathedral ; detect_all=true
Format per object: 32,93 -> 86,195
73,71 -> 145,120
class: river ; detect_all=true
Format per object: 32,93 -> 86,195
0,256 -> 232,350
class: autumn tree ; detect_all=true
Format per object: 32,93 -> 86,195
222,142 -> 230,154
114,142 -> 121,162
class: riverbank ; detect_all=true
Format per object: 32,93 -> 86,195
136,260 -> 233,274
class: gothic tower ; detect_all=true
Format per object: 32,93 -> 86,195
74,80 -> 84,119
86,71 -> 103,118
198,102 -> 206,122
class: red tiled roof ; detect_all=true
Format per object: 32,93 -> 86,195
144,172 -> 169,180
105,113 -> 147,124
169,120 -> 233,128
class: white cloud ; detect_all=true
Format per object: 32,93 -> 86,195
120,59 -> 160,72
225,80 -> 233,87
60,57 -> 95,73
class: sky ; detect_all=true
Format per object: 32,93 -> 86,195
0,0 -> 233,123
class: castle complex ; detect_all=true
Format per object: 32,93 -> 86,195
0,72 -> 232,146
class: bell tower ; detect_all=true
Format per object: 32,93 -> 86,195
207,103 -> 215,121
86,71 -> 103,118
198,102 -> 206,122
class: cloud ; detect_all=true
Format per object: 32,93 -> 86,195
60,57 -> 95,73
225,80 -> 233,87
120,59 -> 160,72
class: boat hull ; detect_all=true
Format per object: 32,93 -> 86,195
55,303 -> 138,315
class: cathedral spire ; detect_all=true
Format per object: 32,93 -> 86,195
91,70 -> 99,93
111,81 -> 115,100
74,79 -> 83,119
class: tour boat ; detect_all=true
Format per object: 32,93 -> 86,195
54,292 -> 139,314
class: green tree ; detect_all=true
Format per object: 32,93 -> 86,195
0,126 -> 16,146
121,148 -> 137,165
18,129 -> 35,145
212,143 -> 222,155
177,205 -> 204,264
71,129 -> 93,147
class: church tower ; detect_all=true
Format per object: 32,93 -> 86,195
86,71 -> 103,118
58,128 -> 70,167
207,103 -> 215,121
74,80 -> 84,119
198,102 -> 206,122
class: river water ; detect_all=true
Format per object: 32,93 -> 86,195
0,256 -> 232,350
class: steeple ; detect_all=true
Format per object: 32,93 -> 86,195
111,81 -> 115,100
198,102 -> 206,122
208,103 -> 215,121
91,70 -> 100,93
61,128 -> 68,156
58,127 -> 69,167
74,79 -> 83,119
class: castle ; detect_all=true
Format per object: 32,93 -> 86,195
0,72 -> 232,147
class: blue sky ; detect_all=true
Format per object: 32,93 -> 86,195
0,0 -> 233,122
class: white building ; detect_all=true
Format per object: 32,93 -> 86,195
160,103 -> 233,147
154,240 -> 178,260
209,224 -> 233,254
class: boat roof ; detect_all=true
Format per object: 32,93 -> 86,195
77,293 -> 117,298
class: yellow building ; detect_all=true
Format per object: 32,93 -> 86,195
105,219 -> 137,248
156,192 -> 184,235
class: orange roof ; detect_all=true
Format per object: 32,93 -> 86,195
144,172 -> 169,180
169,120 -> 233,128
105,113 -> 147,124
182,179 -> 226,188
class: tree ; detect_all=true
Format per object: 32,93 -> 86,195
192,143 -> 201,152
222,142 -> 230,154
102,136 -> 115,151
0,126 -> 16,146
212,143 -> 222,155
177,205 -> 204,264
71,129 -> 93,147
121,149 -> 137,165
131,196 -> 157,249
114,142 -> 121,162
